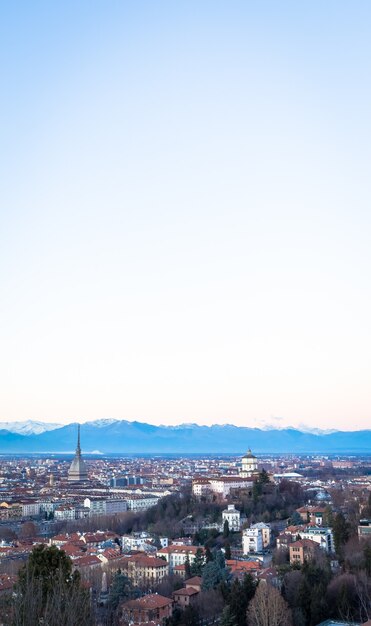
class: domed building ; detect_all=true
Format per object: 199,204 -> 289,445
68,425 -> 88,483
240,448 -> 258,477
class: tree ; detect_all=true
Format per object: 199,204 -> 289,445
202,551 -> 228,590
247,584 -> 292,626
288,511 -> 302,526
108,570 -> 139,610
363,542 -> 371,576
259,469 -> 270,484
333,513 -> 350,556
190,548 -> 204,576
19,521 -> 37,539
220,605 -> 238,626
14,545 -> 93,626
224,541 -> 231,560
0,527 -> 16,542
227,574 -> 257,626
223,519 -> 230,538
205,545 -> 214,563
184,554 -> 192,579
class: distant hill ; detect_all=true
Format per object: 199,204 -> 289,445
0,419 -> 369,453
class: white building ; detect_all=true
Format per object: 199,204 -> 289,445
125,496 -> 159,511
193,477 -> 252,499
121,532 -> 156,553
157,546 -> 204,572
300,527 -> 334,553
84,498 -> 128,516
39,501 -> 60,515
243,527 -> 263,554
250,522 -> 271,548
54,505 -> 76,521
222,505 -> 241,532
21,502 -> 42,518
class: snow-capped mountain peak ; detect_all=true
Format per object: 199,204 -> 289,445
0,420 -> 63,435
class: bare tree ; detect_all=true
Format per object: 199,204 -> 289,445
247,583 -> 292,626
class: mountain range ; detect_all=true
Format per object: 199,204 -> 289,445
0,419 -> 369,454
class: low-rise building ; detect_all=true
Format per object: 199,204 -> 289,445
54,505 -> 76,521
242,527 -> 263,554
193,477 -> 253,499
157,546 -> 204,572
126,554 -> 169,586
222,504 -> 241,532
300,526 -> 334,553
120,593 -> 173,625
250,522 -> 271,548
358,519 -> 371,539
296,506 -> 328,526
289,539 -> 319,565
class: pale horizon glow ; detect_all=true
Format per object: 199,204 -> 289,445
1,2 -> 371,432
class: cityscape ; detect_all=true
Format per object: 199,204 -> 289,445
2,1 -> 371,625
0,424 -> 368,624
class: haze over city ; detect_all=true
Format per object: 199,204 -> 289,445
2,1 -> 371,431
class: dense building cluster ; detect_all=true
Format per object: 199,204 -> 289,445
0,435 -> 370,625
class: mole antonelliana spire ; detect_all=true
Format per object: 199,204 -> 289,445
68,424 -> 88,482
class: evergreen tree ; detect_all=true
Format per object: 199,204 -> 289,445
190,548 -> 204,576
332,513 -> 350,556
259,469 -> 270,484
108,571 -> 139,610
184,554 -> 192,579
17,544 -> 79,605
205,545 -> 214,563
223,519 -> 230,538
202,551 -> 228,590
242,573 -> 257,604
224,541 -> 231,560
14,545 -> 93,626
220,605 -> 238,626
228,574 -> 257,626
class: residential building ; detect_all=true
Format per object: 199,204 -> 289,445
296,506 -> 328,526
157,546 -> 204,572
173,585 -> 199,609
222,504 -> 241,532
250,522 -> 271,548
358,519 -> 371,539
126,554 -> 169,586
242,527 -> 263,554
120,593 -> 173,625
192,477 -> 253,499
289,539 -> 319,565
300,526 -> 334,553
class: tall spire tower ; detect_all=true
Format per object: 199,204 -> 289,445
68,424 -> 88,482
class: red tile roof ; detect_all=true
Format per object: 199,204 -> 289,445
122,593 -> 173,610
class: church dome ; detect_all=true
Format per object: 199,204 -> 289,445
242,448 -> 256,460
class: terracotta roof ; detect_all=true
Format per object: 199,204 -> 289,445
122,593 -> 173,610
173,587 -> 199,597
73,555 -> 102,568
128,555 -> 168,568
226,559 -> 261,572
0,575 -> 17,591
185,576 -> 202,586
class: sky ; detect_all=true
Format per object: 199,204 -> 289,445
1,1 -> 371,431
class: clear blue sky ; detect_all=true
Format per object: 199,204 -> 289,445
1,1 -> 371,429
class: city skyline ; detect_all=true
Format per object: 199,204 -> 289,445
2,2 -> 371,431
